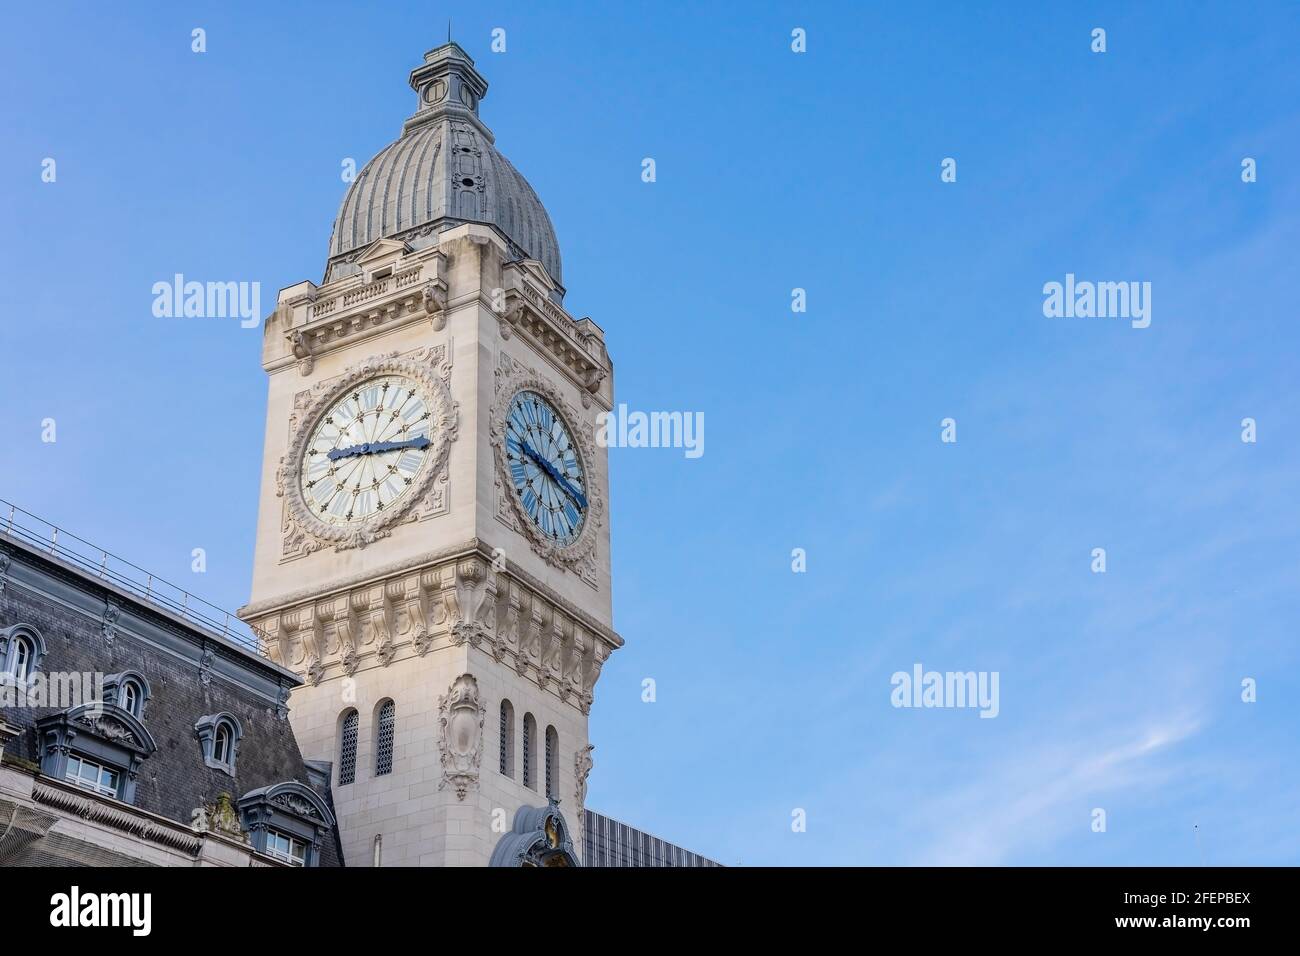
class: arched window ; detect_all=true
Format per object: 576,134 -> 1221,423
194,713 -> 242,774
499,700 -> 515,779
104,671 -> 150,717
121,680 -> 141,718
10,637 -> 32,681
1,625 -> 46,682
545,725 -> 559,800
522,712 -> 537,791
375,700 -> 395,776
339,709 -> 359,786
214,723 -> 232,764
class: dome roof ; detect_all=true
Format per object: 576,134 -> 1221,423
325,43 -> 562,291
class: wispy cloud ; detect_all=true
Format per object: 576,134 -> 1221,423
909,712 -> 1203,865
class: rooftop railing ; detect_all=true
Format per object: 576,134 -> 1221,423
0,498 -> 268,659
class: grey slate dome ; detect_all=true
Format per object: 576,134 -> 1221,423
325,42 -> 563,292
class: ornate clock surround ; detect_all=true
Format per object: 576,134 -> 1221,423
491,353 -> 604,574
277,347 -> 458,554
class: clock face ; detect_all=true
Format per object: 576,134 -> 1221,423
504,390 -> 587,545
299,375 -> 435,526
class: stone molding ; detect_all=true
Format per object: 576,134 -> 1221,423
497,262 -> 608,406
238,538 -> 622,651
276,245 -> 449,375
246,553 -> 614,713
32,779 -> 203,855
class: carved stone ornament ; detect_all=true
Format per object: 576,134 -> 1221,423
102,599 -> 121,647
276,348 -> 458,554
274,683 -> 291,720
271,792 -> 321,820
76,714 -> 132,743
437,673 -> 485,800
198,645 -> 215,685
192,793 -> 246,840
490,355 -> 605,573
423,279 -> 448,331
574,744 -> 594,808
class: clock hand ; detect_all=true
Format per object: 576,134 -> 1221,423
520,440 -> 587,511
553,473 -> 588,512
327,435 -> 431,461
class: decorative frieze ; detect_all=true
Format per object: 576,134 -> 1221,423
248,553 -> 614,714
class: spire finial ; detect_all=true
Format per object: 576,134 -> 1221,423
447,19 -> 452,43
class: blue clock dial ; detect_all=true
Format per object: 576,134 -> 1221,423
504,391 -> 587,545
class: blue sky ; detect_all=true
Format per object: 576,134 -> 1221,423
2,1 -> 1298,865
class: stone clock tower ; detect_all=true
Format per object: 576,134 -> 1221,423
238,41 -> 620,866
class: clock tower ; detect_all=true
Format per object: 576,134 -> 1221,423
238,41 -> 620,867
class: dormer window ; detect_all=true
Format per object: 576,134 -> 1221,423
103,671 -> 151,718
1,624 -> 47,684
195,713 -> 243,775
36,703 -> 157,804
238,781 -> 335,867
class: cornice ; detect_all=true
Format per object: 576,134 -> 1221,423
238,537 -> 621,649
0,537 -> 300,698
32,777 -> 204,855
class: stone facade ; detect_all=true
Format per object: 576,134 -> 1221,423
237,43 -> 621,866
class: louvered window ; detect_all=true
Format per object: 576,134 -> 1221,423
339,709 -> 359,785
499,700 -> 515,778
522,713 -> 536,790
545,725 -> 558,799
375,700 -> 395,776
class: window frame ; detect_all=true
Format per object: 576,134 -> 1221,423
338,708 -> 359,786
499,699 -> 515,779
545,724 -> 559,800
194,713 -> 243,775
36,702 -> 157,804
238,781 -> 335,868
0,623 -> 47,688
266,830 -> 308,866
374,699 -> 395,777
522,712 -> 537,791
104,671 -> 151,718
65,753 -> 121,797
